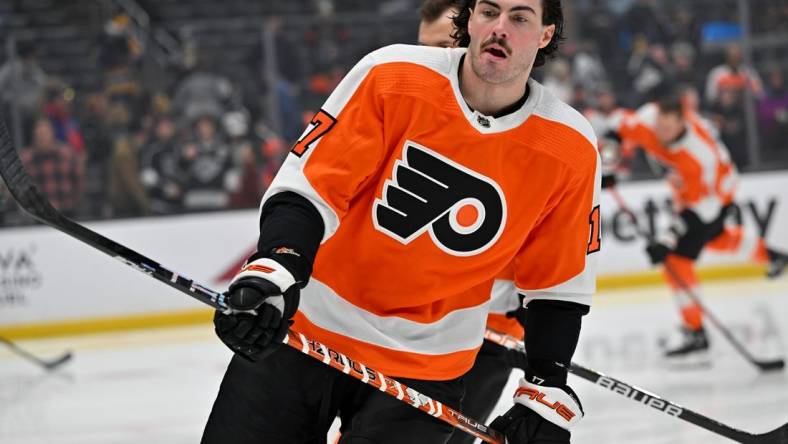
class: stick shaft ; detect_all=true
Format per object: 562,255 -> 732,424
0,117 -> 504,443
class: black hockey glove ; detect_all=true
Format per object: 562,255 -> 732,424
645,241 -> 671,265
214,257 -> 300,362
490,373 -> 583,444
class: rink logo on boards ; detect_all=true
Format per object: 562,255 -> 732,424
604,197 -> 778,244
596,376 -> 683,417
0,245 -> 42,307
374,141 -> 507,256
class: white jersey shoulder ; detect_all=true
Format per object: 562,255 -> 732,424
366,44 -> 455,77
321,44 -> 454,117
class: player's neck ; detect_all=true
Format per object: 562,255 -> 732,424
459,55 -> 531,116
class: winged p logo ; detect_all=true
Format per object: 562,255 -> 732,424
373,141 -> 506,256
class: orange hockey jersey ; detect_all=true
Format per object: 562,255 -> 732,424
614,103 -> 738,223
262,45 -> 601,380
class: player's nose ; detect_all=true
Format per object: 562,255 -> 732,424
490,16 -> 509,39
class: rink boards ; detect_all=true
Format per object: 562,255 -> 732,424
1,171 -> 788,336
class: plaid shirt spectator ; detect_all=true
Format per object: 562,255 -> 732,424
20,119 -> 84,216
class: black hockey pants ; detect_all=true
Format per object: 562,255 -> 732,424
202,344 -> 465,443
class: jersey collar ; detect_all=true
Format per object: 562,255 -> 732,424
448,48 -> 543,134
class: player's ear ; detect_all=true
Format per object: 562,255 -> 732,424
539,24 -> 555,49
466,7 -> 476,36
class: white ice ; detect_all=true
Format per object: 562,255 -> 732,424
1,276 -> 787,444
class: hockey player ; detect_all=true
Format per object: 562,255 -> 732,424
605,94 -> 788,360
417,3 -> 532,443
203,0 -> 601,443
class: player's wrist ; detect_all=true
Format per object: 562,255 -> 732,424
230,257 -> 297,294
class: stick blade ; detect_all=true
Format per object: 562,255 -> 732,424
43,351 -> 73,371
745,422 -> 788,444
756,359 -> 785,373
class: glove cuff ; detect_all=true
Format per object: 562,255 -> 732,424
231,258 -> 296,294
513,377 -> 584,430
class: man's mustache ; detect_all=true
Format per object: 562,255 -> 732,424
481,37 -> 512,55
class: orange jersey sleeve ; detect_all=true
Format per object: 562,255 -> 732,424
513,137 -> 601,306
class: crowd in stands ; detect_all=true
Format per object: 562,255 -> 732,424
1,0 -> 787,227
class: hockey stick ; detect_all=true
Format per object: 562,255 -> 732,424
0,117 -> 504,444
0,336 -> 73,371
609,186 -> 785,372
484,328 -> 788,444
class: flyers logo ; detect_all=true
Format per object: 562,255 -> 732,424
373,141 -> 506,256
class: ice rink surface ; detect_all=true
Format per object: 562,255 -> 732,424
1,276 -> 787,444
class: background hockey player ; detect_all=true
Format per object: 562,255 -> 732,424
603,93 -> 788,361
203,0 -> 601,442
417,3 -> 531,443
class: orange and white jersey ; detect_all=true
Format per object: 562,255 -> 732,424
262,45 -> 601,380
705,64 -> 763,104
613,103 -> 738,223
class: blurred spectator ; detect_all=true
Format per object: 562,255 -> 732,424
759,67 -> 788,158
705,43 -> 764,106
19,118 -> 84,218
179,115 -> 238,211
41,82 -> 85,154
569,41 -> 608,94
140,114 -> 185,214
580,0 -> 618,65
254,120 -> 287,191
542,58 -> 574,105
223,111 -> 260,208
172,56 -> 239,124
671,41 -> 704,94
0,40 -> 47,146
627,41 -> 674,105
710,86 -> 748,168
98,14 -> 145,119
106,103 -> 149,218
79,92 -> 115,219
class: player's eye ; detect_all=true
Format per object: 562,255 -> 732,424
512,14 -> 528,23
481,8 -> 498,17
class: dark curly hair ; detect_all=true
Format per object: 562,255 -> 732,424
451,0 -> 564,68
